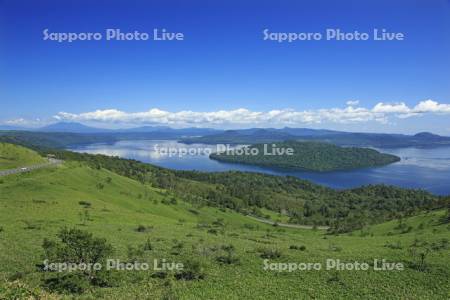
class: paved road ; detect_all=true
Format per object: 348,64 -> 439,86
0,158 -> 63,177
247,215 -> 329,230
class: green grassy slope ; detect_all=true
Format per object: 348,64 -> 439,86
0,142 -> 46,170
0,162 -> 449,299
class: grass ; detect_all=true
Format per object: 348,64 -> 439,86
258,207 -> 291,223
0,142 -> 46,170
0,160 -> 449,298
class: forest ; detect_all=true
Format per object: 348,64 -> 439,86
210,141 -> 400,171
43,149 -> 447,234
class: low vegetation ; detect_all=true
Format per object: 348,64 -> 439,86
0,143 -> 448,298
0,142 -> 45,170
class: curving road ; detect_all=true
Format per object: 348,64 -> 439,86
0,158 -> 63,177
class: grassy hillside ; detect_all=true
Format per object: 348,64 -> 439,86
0,161 -> 449,299
0,142 -> 45,170
210,141 -> 400,171
43,150 -> 443,234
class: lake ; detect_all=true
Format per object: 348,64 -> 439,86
69,140 -> 450,195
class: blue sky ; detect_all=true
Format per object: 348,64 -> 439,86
1,0 -> 450,133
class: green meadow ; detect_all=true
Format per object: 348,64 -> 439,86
0,143 -> 46,170
0,144 -> 449,299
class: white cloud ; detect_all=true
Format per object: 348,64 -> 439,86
5,118 -> 28,125
412,99 -> 450,113
346,100 -> 360,106
50,99 -> 450,128
372,102 -> 410,114
2,118 -> 43,127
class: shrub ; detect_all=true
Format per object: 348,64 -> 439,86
161,197 -> 178,205
127,245 -> 144,262
401,226 -> 413,234
430,238 -> 449,251
289,245 -> 306,251
327,272 -> 342,284
151,271 -> 168,279
172,241 -> 184,249
143,238 -> 153,251
78,210 -> 91,226
384,241 -> 403,250
216,244 -> 240,265
207,228 -> 218,235
196,222 -> 209,229
258,248 -> 282,259
44,273 -> 90,294
188,208 -> 199,215
23,220 -> 41,230
175,259 -> 206,280
394,221 -> 413,234
212,218 -> 225,227
243,224 -> 256,230
216,254 -> 240,265
171,241 -> 184,255
407,240 -> 433,271
32,199 -> 47,204
0,280 -> 53,299
135,225 -> 153,233
41,227 -> 114,293
440,209 -> 450,224
7,272 -> 24,281
78,201 -> 91,208
221,244 -> 235,252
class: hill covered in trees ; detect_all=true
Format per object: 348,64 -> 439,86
210,141 -> 400,171
41,148 -> 446,234
0,140 -> 444,233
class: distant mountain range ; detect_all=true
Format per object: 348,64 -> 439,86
38,122 -> 110,133
180,128 -> 450,148
1,122 -> 450,149
0,125 -> 29,131
37,122 -> 220,136
0,122 -> 222,149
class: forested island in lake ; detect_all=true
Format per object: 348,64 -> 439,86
210,141 -> 400,171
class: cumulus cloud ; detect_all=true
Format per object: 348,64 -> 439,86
2,118 -> 43,127
346,100 -> 360,106
372,102 -> 410,114
5,118 -> 28,125
50,99 -> 450,128
413,99 -> 450,113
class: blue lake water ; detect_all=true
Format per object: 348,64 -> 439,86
69,140 -> 450,195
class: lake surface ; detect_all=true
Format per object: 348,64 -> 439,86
69,140 -> 450,195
